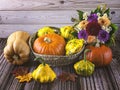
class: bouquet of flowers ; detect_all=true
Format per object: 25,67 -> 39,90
71,4 -> 119,67
72,4 -> 118,46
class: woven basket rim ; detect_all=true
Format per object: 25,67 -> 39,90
29,32 -> 85,58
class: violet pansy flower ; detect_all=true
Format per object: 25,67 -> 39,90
98,30 -> 109,42
78,30 -> 88,40
88,14 -> 98,22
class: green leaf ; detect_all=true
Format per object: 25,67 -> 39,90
73,22 -> 79,28
93,6 -> 102,14
77,10 -> 84,21
111,23 -> 118,31
91,10 -> 94,14
106,24 -> 118,46
111,36 -> 116,46
94,8 -> 100,13
71,31 -> 78,37
102,4 -> 106,12
109,23 -> 118,37
106,37 -> 113,46
104,8 -> 110,16
106,32 -> 116,46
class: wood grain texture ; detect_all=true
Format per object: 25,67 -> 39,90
0,0 -> 119,38
0,0 -> 120,10
0,38 -> 120,90
0,10 -> 76,24
0,24 -> 69,38
0,9 -> 119,24
0,0 -> 120,90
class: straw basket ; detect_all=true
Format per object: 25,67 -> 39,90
29,30 -> 85,66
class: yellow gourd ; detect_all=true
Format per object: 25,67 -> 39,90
37,26 -> 55,37
74,49 -> 95,76
60,26 -> 77,40
32,58 -> 56,83
65,39 -> 84,55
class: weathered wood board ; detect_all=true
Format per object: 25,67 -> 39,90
0,0 -> 120,10
0,0 -> 120,38
0,0 -> 120,90
0,39 -> 120,90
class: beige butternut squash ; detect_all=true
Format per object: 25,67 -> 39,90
4,31 -> 30,65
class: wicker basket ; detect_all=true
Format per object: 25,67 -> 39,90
29,32 -> 85,66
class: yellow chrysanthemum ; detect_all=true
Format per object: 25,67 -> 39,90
78,20 -> 89,29
98,15 -> 111,27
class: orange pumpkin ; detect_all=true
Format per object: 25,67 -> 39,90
86,45 -> 112,67
33,33 -> 66,55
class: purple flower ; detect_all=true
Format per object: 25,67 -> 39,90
98,30 -> 109,42
78,30 -> 88,40
88,14 -> 98,22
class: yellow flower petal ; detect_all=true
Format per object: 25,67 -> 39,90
15,73 -> 32,83
78,20 -> 89,29
98,16 -> 111,27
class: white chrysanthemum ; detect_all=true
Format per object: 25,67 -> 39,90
106,27 -> 112,33
83,12 -> 88,20
95,39 -> 101,47
103,13 -> 108,17
97,13 -> 101,17
102,26 -> 112,33
102,26 -> 106,30
75,25 -> 82,32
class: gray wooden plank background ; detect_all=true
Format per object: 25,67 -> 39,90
0,0 -> 120,38
0,1 -> 120,90
0,0 -> 120,10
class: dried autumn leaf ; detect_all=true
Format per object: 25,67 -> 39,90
16,73 -> 32,83
12,67 -> 29,76
58,72 -> 78,82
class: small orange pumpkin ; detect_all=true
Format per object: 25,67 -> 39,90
86,45 -> 112,67
33,33 -> 66,55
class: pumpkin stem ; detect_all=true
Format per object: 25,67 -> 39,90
44,37 -> 51,43
34,57 -> 46,66
12,54 -> 20,60
84,49 -> 91,62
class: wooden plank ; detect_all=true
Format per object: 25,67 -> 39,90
0,11 -> 76,24
0,23 -> 120,38
0,39 -> 120,90
109,59 -> 120,89
93,69 -> 103,90
0,0 -> 120,10
111,30 -> 120,59
0,10 -> 119,24
106,67 -> 120,90
0,62 -> 14,89
0,24 -> 70,38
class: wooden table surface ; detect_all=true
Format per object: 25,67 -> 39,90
0,38 -> 120,90
0,1 -> 120,90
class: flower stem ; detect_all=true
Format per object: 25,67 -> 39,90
84,49 -> 91,62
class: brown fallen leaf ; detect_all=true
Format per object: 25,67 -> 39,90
12,66 -> 32,83
12,67 -> 29,76
58,71 -> 78,82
